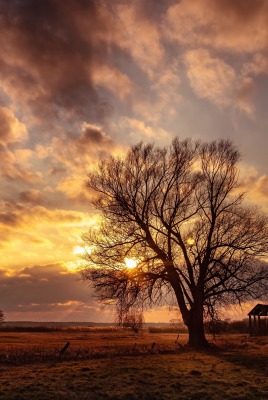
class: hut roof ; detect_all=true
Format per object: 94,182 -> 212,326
248,304 -> 268,316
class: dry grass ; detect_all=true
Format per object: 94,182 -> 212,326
0,330 -> 267,399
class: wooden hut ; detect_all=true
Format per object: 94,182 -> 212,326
248,304 -> 268,336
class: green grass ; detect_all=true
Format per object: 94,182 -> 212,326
0,331 -> 267,399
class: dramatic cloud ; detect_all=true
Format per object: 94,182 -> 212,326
0,0 -> 117,123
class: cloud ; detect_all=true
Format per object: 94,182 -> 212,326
36,123 -> 117,167
242,53 -> 268,77
183,49 -> 236,107
35,122 -> 123,203
165,0 -> 268,53
19,190 -> 44,205
92,65 -> 133,101
0,108 -> 38,184
183,49 -> 254,114
119,117 -> 171,144
0,0 -> 117,124
115,3 -> 164,77
0,107 -> 28,146
0,203 -> 84,227
0,211 -> 20,227
238,166 -> 268,211
0,263 -> 92,317
0,201 -> 94,269
0,262 -> 117,322
0,147 -> 42,182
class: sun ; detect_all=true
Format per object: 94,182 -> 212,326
124,258 -> 137,269
187,238 -> 195,246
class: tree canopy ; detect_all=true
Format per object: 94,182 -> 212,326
82,138 -> 268,347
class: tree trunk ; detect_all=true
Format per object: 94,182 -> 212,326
186,305 -> 209,348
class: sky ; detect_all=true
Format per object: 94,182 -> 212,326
0,0 -> 268,323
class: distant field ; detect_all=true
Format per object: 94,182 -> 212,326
0,329 -> 267,400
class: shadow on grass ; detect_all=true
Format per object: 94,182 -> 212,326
212,348 -> 268,377
200,335 -> 268,378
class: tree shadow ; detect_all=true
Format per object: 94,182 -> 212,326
207,344 -> 268,377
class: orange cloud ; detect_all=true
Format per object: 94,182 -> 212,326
115,2 -> 164,78
92,65 -> 133,101
0,107 -> 28,146
0,201 -> 97,270
0,148 -> 42,182
35,123 -> 124,202
242,53 -> 268,77
184,49 -> 236,106
119,117 -> 171,144
183,49 -> 255,114
165,0 -> 268,54
238,166 -> 268,212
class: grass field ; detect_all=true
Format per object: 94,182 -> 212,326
0,329 -> 267,400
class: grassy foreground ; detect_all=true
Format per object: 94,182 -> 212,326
0,330 -> 267,400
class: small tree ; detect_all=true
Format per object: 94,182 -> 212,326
115,297 -> 144,333
82,138 -> 268,348
0,309 -> 5,325
121,310 -> 144,333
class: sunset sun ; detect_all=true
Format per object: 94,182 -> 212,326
124,258 -> 137,269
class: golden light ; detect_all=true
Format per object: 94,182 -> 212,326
65,261 -> 80,272
187,238 -> 195,246
125,258 -> 137,269
73,245 -> 85,255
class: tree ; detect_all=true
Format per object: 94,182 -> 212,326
82,139 -> 268,348
115,296 -> 144,333
118,308 -> 144,333
0,309 -> 5,325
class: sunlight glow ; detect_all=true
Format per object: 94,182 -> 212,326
125,258 -> 137,269
73,245 -> 85,255
65,260 -> 86,273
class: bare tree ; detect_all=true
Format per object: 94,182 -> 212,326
118,308 -> 144,333
82,139 -> 268,348
0,309 -> 5,325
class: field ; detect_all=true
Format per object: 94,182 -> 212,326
0,329 -> 268,400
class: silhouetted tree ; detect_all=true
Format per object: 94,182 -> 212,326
119,309 -> 143,333
116,298 -> 144,333
0,309 -> 5,325
82,139 -> 268,348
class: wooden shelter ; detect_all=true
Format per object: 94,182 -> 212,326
248,304 -> 268,336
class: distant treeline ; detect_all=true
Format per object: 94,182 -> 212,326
0,319 -> 257,334
0,324 -> 118,333
2,321 -> 111,327
149,319 -> 257,335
